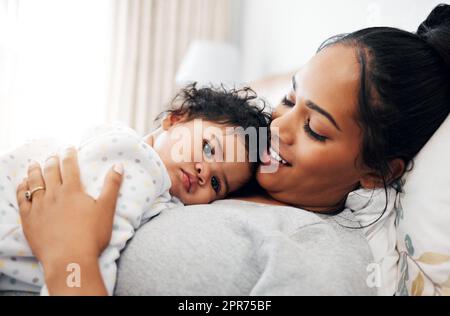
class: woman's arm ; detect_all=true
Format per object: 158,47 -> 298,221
39,256 -> 108,296
16,147 -> 123,295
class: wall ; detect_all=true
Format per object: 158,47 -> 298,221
0,0 -> 111,150
234,0 -> 446,82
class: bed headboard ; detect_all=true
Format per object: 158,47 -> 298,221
249,71 -> 296,107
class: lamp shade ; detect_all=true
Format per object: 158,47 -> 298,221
175,41 -> 241,86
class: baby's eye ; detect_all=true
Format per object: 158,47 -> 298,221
202,140 -> 215,159
211,176 -> 220,193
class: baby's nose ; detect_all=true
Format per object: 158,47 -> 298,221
195,162 -> 211,185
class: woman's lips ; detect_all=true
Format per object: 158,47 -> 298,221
261,147 -> 290,167
261,150 -> 272,165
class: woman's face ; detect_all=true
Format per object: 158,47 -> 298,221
257,44 -> 369,211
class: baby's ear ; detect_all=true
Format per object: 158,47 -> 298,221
161,113 -> 186,130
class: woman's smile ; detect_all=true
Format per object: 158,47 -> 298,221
261,146 -> 291,167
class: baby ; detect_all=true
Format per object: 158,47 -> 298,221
0,84 -> 270,295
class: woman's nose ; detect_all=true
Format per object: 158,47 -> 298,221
271,111 -> 296,146
195,162 -> 210,186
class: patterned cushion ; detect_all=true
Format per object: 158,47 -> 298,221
396,116 -> 450,296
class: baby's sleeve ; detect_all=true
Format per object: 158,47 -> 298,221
74,126 -> 171,295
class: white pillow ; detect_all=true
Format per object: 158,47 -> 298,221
346,187 -> 399,296
396,116 -> 450,296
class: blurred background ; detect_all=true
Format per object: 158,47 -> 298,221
0,0 -> 445,151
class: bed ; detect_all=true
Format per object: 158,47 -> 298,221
2,72 -> 449,296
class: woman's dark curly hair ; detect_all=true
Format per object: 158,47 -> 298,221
157,83 -> 271,171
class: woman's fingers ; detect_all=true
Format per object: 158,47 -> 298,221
27,161 -> 46,201
98,164 -> 123,214
17,178 -> 31,216
43,155 -> 62,191
61,147 -> 81,189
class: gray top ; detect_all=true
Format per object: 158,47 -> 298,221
115,199 -> 376,295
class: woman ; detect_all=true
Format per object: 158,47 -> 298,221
15,4 -> 450,295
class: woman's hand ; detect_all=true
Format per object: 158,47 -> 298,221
16,147 -> 123,295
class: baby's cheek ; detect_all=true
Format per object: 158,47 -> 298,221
177,190 -> 207,205
195,190 -> 214,204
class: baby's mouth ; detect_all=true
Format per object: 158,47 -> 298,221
181,169 -> 196,193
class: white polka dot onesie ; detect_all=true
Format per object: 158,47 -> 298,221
0,124 -> 182,295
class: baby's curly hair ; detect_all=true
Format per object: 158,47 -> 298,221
157,83 -> 272,170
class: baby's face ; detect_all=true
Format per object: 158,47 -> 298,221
150,118 -> 252,205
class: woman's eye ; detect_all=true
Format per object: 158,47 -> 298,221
281,96 -> 295,107
304,119 -> 328,142
202,140 -> 215,159
211,176 -> 220,193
